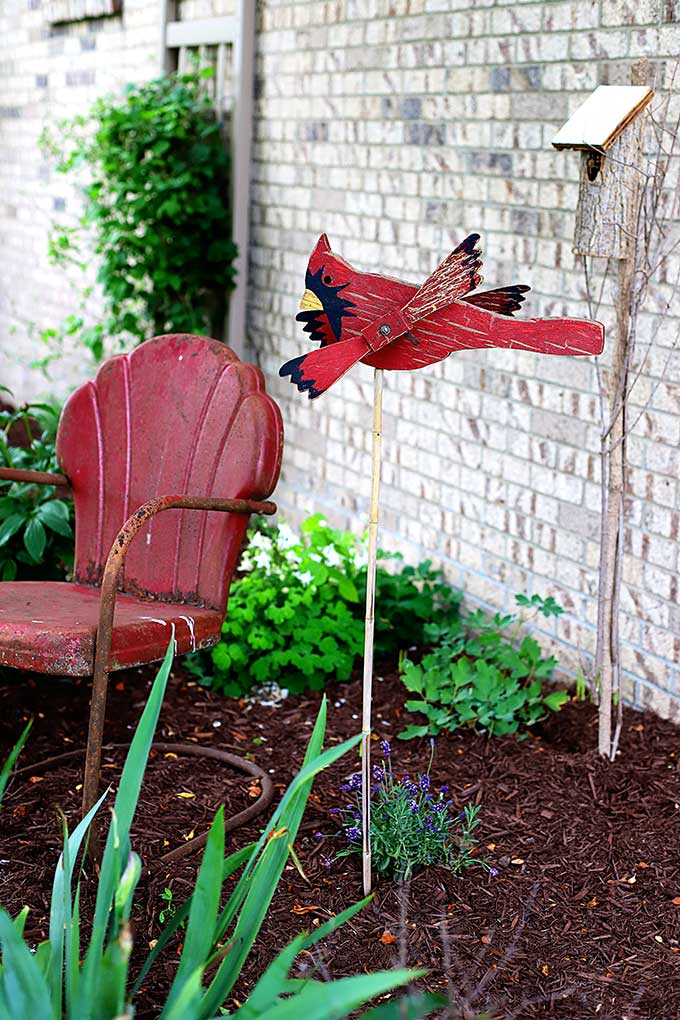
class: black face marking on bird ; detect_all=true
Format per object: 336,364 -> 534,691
295,265 -> 356,346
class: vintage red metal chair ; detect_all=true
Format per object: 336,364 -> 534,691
0,334 -> 283,818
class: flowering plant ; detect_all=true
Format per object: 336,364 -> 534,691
335,741 -> 487,881
186,515 -> 460,698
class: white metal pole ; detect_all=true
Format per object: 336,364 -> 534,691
361,368 -> 384,896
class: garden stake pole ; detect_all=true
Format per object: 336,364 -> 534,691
361,367 -> 383,896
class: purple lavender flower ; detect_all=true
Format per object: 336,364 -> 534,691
373,765 -> 385,782
419,774 -> 431,793
489,867 -> 499,877
348,773 -> 362,792
440,784 -> 449,794
409,799 -> 418,814
380,739 -> 391,757
346,825 -> 361,842
329,807 -> 341,815
459,811 -> 467,820
313,831 -> 323,840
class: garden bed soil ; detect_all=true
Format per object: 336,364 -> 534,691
1,661 -> 679,1019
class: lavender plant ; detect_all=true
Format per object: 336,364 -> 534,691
335,741 -> 487,881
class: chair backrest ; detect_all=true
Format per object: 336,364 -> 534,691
56,334 -> 283,612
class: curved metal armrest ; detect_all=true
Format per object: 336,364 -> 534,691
0,467 -> 71,494
99,492 -> 276,635
82,492 -> 277,815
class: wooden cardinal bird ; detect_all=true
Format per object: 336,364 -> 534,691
279,233 -> 604,398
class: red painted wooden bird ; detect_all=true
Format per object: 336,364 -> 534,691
279,233 -> 604,398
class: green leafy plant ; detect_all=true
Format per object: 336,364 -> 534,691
0,396 -> 73,580
0,720 -> 32,808
39,67 -> 236,365
158,886 -> 182,928
336,740 -> 487,882
0,643 -> 436,1019
185,515 -> 460,697
399,594 -> 568,739
366,555 -> 461,657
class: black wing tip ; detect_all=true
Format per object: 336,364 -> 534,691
279,355 -> 322,399
455,232 -> 481,254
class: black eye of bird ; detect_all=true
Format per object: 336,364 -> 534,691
323,274 -> 333,284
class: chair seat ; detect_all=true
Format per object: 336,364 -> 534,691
0,582 -> 223,676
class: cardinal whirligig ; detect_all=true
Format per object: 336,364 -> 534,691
279,233 -> 604,398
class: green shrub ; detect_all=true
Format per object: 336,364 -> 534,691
39,67 -> 236,364
0,397 -> 73,581
0,643 -> 441,1020
398,594 -> 568,739
186,514 -> 460,697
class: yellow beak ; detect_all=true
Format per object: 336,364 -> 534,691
299,288 -> 323,312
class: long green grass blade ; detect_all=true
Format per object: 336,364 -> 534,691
359,992 -> 447,1019
236,969 -> 424,1020
0,720 -> 32,807
132,842 -> 255,999
0,909 -> 54,1020
213,698 -> 330,943
239,898 -> 371,1019
162,807 -> 225,1018
78,640 -> 173,1015
49,792 -> 108,1013
65,882 -> 82,1016
162,968 -> 205,1020
201,709 -> 363,1016
12,906 -> 29,937
88,926 -> 133,1020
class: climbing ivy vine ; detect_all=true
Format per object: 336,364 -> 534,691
40,68 -> 236,365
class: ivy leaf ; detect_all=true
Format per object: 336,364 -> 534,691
37,500 -> 72,537
24,518 -> 46,562
0,513 -> 25,547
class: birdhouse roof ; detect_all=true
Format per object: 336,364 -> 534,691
552,85 -> 654,151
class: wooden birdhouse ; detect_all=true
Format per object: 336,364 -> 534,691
552,84 -> 654,259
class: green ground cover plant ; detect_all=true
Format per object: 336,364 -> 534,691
399,594 -> 568,739
0,396 -> 72,581
186,514 -> 460,697
38,67 -> 236,367
0,642 -> 443,1020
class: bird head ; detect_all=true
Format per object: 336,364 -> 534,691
296,234 -> 357,347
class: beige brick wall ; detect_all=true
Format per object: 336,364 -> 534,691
1,0 -> 679,717
0,0 -> 160,399
250,0 -> 680,718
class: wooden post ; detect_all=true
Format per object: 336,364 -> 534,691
361,368 -> 383,896
226,0 -> 256,359
568,66 -> 650,759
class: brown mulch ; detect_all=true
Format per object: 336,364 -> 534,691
1,661 -> 680,1019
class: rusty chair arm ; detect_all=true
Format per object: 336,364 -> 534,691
0,467 -> 72,496
82,494 -> 277,816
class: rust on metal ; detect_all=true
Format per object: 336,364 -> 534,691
0,466 -> 72,496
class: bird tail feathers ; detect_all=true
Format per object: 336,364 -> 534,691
491,313 -> 605,356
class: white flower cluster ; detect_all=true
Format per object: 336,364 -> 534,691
239,517 -> 367,584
